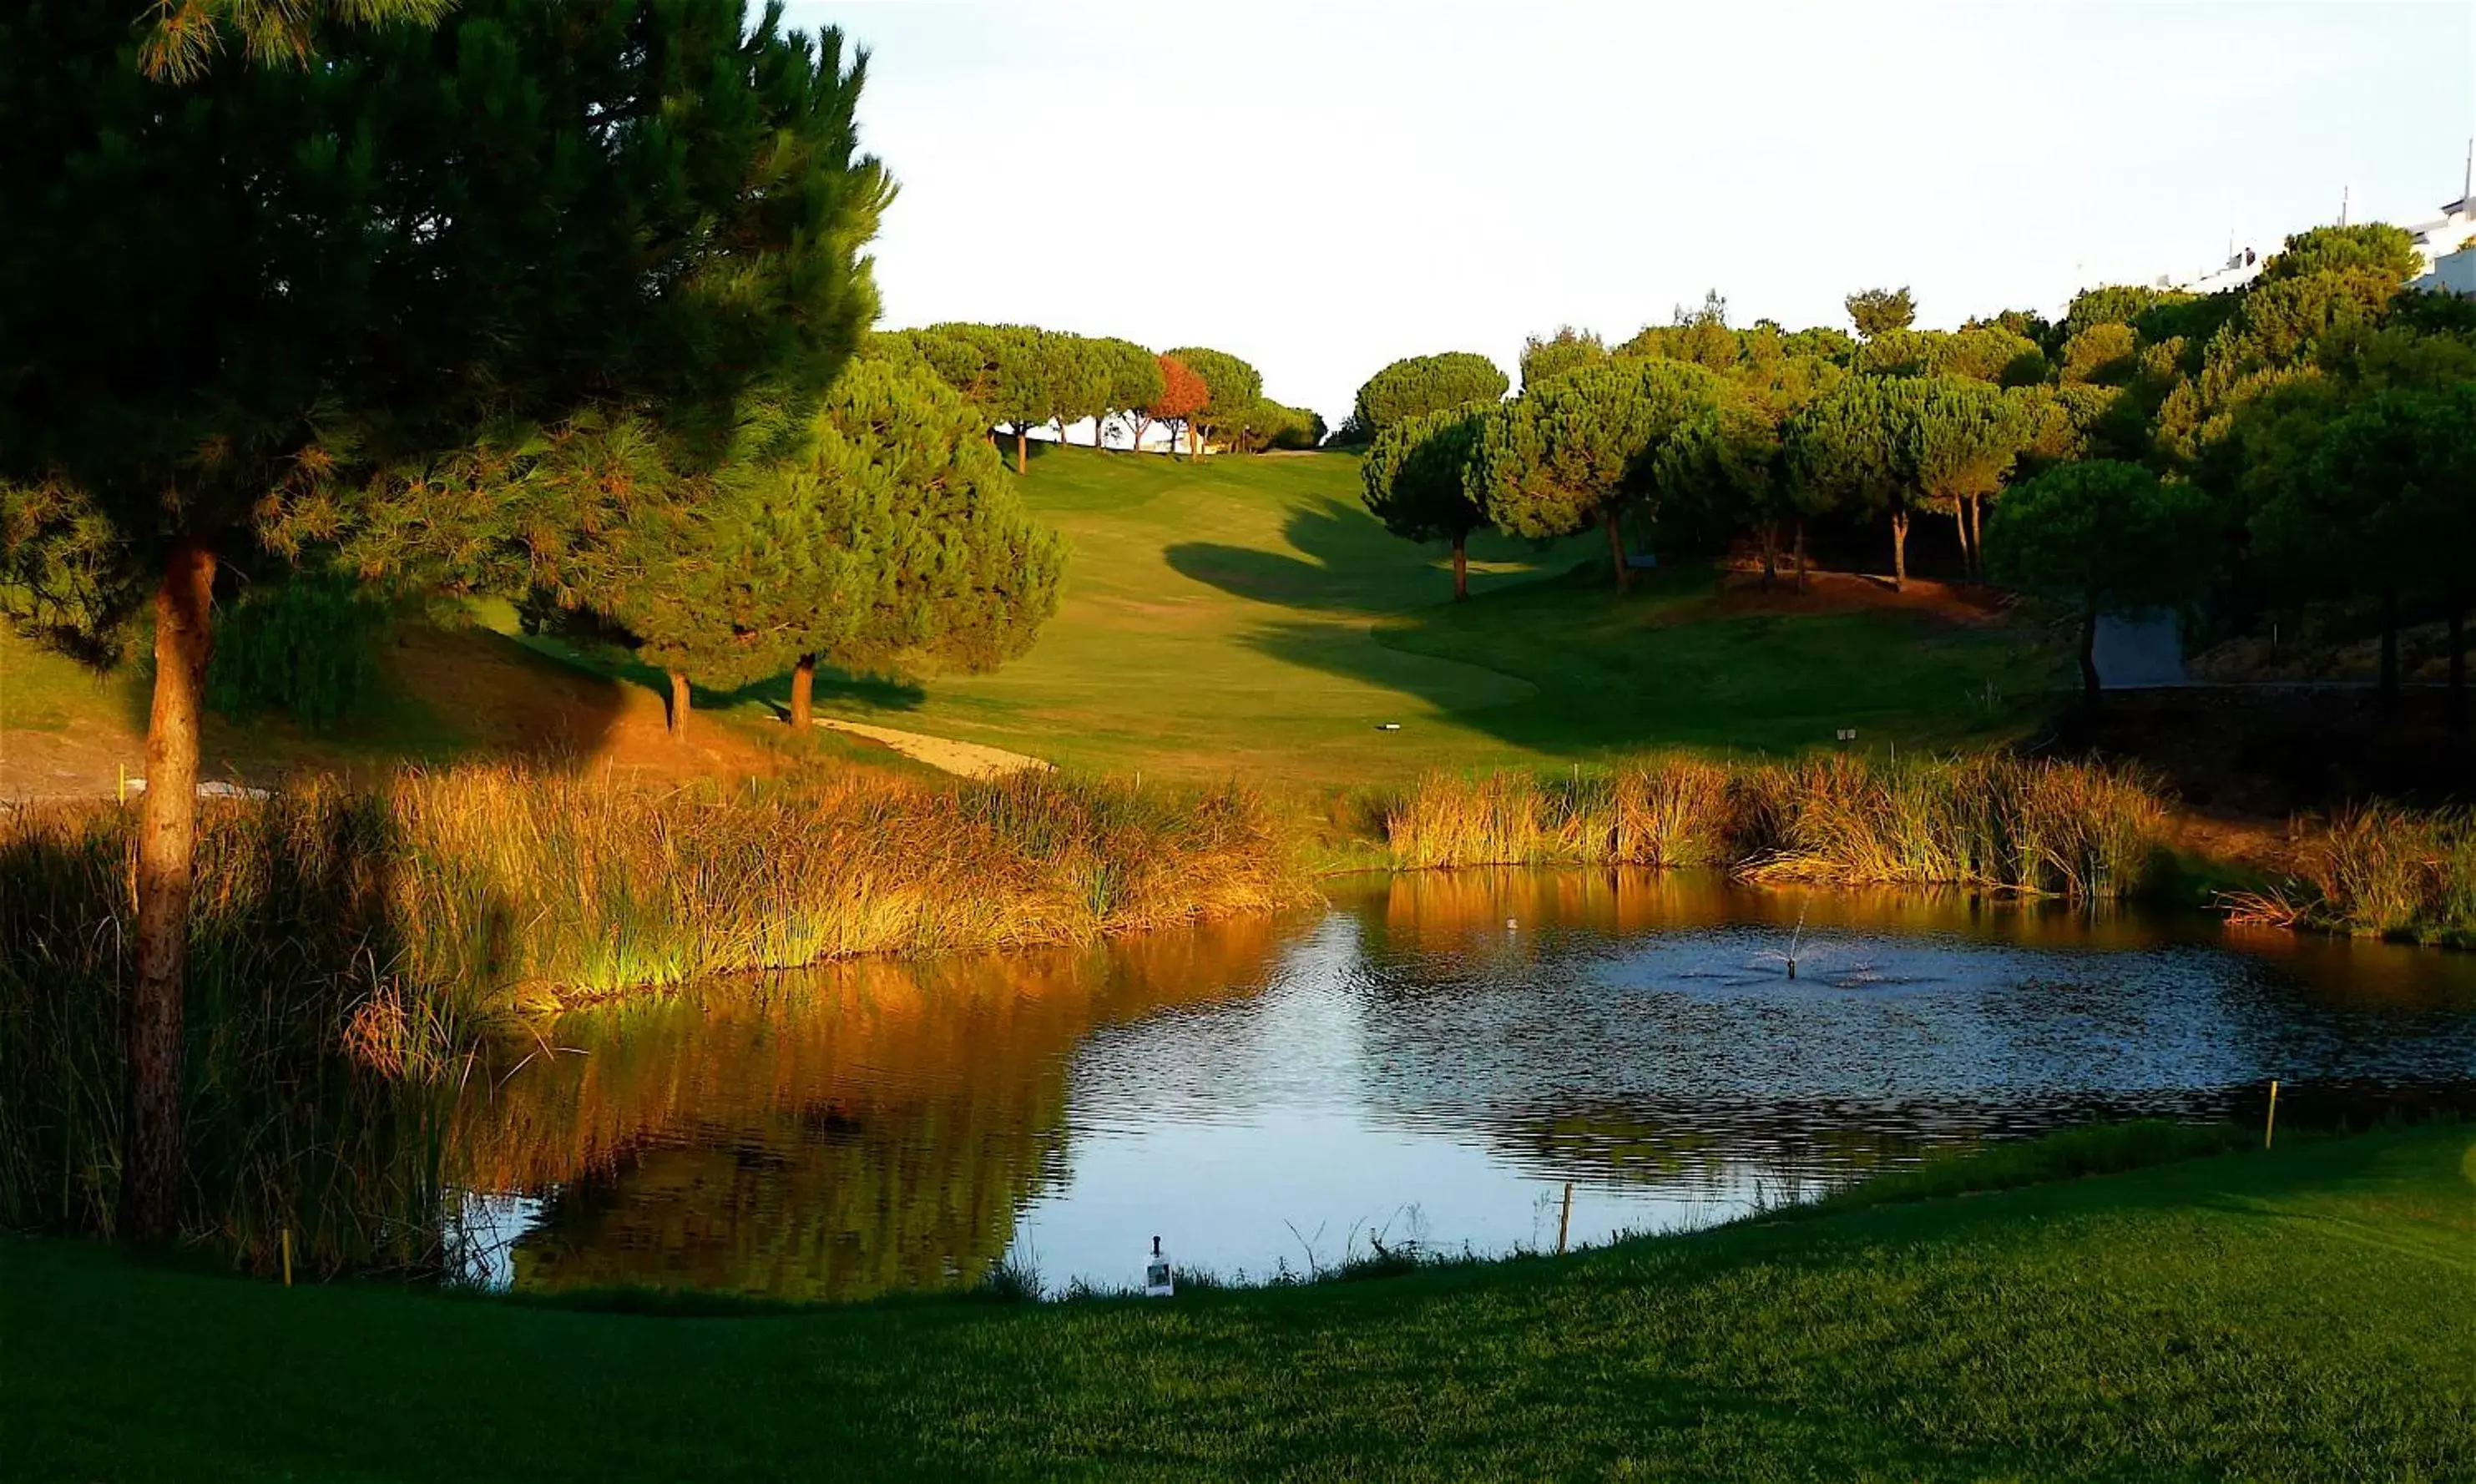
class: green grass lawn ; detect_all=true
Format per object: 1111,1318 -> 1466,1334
6,449 -> 2063,790
771,446 -> 2059,784
6,1124 -> 2469,1480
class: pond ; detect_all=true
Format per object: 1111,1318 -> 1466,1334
448,871 -> 2476,1302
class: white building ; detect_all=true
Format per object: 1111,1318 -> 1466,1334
2155,149 -> 2476,300
2406,148 -> 2476,295
2417,242 -> 2476,298
2170,241 -> 2266,295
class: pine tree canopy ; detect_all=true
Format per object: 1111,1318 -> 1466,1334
1352,352 -> 1509,437
1,0 -> 890,652
624,355 -> 1066,689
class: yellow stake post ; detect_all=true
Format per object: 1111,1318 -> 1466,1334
2264,1079 -> 2279,1149
281,1228 -> 293,1288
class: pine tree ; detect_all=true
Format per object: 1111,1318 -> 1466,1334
1473,361 -> 1726,592
0,0 -> 888,1236
1162,347 -> 1261,459
1362,404 -> 1493,600
633,356 -> 1067,734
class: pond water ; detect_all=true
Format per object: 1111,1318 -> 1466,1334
449,871 -> 2476,1302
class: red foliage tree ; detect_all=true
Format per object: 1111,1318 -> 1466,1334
1141,354 -> 1210,457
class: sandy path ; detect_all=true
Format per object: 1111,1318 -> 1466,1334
815,718 -> 1051,780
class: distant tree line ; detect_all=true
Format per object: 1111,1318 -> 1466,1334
1356,225 -> 2476,718
884,324 -> 1321,472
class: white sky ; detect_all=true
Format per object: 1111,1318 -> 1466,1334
785,2 -> 2476,426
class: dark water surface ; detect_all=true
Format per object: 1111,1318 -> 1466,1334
450,871 -> 2476,1301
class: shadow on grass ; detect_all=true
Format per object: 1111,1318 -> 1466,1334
1167,502 -> 1594,615
513,630 -> 928,719
1221,565 -> 2042,759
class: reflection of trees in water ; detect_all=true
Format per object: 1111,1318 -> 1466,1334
454,916 -> 1288,1301
1368,866 -> 2180,954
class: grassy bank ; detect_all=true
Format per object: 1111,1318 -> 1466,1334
0,765 -> 1303,1258
1383,751 -> 2165,896
755,445 -> 2055,783
4,1123 -> 2468,1479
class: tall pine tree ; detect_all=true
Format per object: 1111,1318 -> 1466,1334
0,0 -> 889,1236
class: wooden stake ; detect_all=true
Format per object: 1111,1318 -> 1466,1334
281,1228 -> 293,1288
1557,1182 -> 1574,1255
2264,1079 -> 2279,1149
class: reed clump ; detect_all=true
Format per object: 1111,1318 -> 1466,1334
2267,805 -> 2476,947
1385,752 -> 2165,897
390,764 -> 1304,998
0,764 -> 1304,1261
0,790 -> 473,1274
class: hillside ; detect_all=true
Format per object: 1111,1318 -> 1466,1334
1,446 -> 2063,795
776,445 -> 2059,782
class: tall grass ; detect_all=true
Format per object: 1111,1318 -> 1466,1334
0,765 -> 1305,1262
0,790 -> 472,1274
2237,805 -> 2476,947
1385,752 -> 2165,897
392,765 -> 1302,1000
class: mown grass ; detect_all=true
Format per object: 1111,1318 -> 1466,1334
755,445 -> 2057,783
3,1123 -> 2468,1480
1384,751 -> 2165,896
0,765 -> 1306,1261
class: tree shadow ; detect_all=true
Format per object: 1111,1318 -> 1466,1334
707,662 -> 927,720
1165,502 -> 1386,612
1232,568 -> 2033,760
1167,500 -> 1588,614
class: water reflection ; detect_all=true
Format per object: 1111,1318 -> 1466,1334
452,916 -> 1292,1300
457,871 -> 2476,1300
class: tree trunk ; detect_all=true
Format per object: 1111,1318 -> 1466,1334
790,656 -> 816,734
2448,604 -> 2467,737
1890,509 -> 1910,591
1014,426 -> 1028,476
1951,507 -> 1971,580
667,670 -> 690,740
1968,495 -> 1986,579
1758,524 -> 1778,590
2079,592 -> 2101,709
1452,534 -> 1469,603
128,535 -> 217,1242
1130,414 -> 1150,453
1603,507 -> 1631,594
1794,517 -> 1809,593
2378,588 -> 2399,709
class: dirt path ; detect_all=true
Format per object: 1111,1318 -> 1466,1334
814,718 -> 1050,780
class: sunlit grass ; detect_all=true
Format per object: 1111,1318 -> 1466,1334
2233,803 -> 2476,947
1384,750 -> 2165,896
4,1123 -> 2468,1479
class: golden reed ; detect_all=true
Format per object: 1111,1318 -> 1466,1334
1383,752 -> 2166,898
